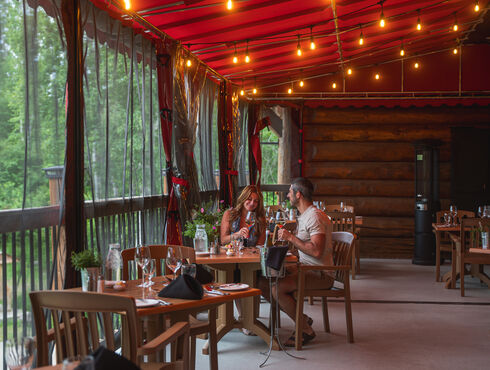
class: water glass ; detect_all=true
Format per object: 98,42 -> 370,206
143,258 -> 156,286
182,263 -> 197,278
5,337 -> 35,370
62,355 -> 95,370
166,247 -> 182,280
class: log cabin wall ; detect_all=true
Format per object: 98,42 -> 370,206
303,105 -> 490,258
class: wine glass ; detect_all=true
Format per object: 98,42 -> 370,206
143,259 -> 156,287
5,337 -> 35,370
166,247 -> 182,280
245,211 -> 256,229
134,245 -> 150,287
449,205 -> 458,225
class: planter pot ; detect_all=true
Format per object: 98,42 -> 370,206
482,232 -> 489,250
81,267 -> 100,291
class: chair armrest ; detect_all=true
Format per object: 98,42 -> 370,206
298,264 -> 351,272
138,321 -> 189,355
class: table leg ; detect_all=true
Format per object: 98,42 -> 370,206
435,231 -> 441,282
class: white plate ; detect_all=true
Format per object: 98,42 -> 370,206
219,283 -> 249,291
135,299 -> 160,308
196,251 -> 210,257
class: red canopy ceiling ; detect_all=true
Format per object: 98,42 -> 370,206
92,0 -> 489,100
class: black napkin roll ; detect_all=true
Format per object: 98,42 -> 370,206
158,274 -> 203,300
265,245 -> 289,271
195,264 -> 214,284
83,346 -> 140,370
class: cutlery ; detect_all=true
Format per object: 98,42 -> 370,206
206,289 -> 229,296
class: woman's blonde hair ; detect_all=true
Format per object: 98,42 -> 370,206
229,185 -> 266,238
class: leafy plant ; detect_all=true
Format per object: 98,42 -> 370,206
183,200 -> 226,243
70,249 -> 102,271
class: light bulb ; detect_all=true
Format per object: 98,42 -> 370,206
310,41 -> 316,50
186,59 -> 192,67
400,49 -> 405,56
297,48 -> 302,56
245,54 -> 250,63
475,1 -> 480,12
347,68 -> 352,75
453,48 -> 458,54
240,89 -> 244,96
375,73 -> 380,80
380,18 -> 385,28
453,24 -> 458,32
288,88 -> 292,94
299,80 -> 304,87
124,0 -> 130,10
233,55 -> 238,64
414,62 -> 419,69
417,20 -> 422,31
253,88 -> 257,94
359,33 -> 364,45
332,82 -> 337,89
227,0 -> 232,10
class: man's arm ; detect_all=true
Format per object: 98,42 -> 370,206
279,229 -> 325,259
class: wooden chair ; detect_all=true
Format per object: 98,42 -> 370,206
325,211 -> 359,279
459,217 -> 490,297
293,231 -> 355,350
434,210 -> 475,282
30,290 -> 189,369
123,244 -> 215,370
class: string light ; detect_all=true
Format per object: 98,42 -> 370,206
186,44 -> 192,67
240,79 -> 244,96
296,35 -> 302,56
379,2 -> 386,28
474,1 -> 480,12
414,62 -> 420,69
310,26 -> 316,50
299,80 -> 304,87
253,77 -> 257,94
245,40 -> 250,63
416,10 -> 422,31
186,59 -> 192,67
453,47 -> 458,54
124,0 -> 130,10
253,87 -> 257,94
452,13 -> 458,32
233,42 -> 238,64
400,41 -> 405,56
359,25 -> 364,45
226,0 -> 232,10
375,73 -> 380,80
332,82 -> 337,89
347,68 -> 352,75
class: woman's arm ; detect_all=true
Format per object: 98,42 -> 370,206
220,210 -> 247,244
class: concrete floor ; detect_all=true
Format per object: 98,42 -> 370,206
195,259 -> 490,370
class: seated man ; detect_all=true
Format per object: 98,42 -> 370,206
258,177 -> 333,347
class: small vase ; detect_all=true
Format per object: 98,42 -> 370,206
81,267 -> 100,291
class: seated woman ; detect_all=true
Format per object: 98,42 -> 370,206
220,185 -> 266,335
220,185 -> 266,247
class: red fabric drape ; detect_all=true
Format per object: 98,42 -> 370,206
156,41 -> 182,245
250,116 -> 271,185
218,82 -> 235,207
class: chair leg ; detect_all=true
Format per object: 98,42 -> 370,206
208,308 -> 218,370
190,336 -> 196,370
295,292 -> 305,351
355,240 -> 361,274
460,259 -> 465,297
351,247 -> 356,280
321,297 -> 330,333
435,237 -> 441,282
344,280 -> 354,343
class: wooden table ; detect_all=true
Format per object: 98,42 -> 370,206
94,276 -> 260,370
197,249 -> 296,352
432,223 -> 460,288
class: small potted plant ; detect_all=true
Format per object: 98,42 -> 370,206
71,249 -> 102,291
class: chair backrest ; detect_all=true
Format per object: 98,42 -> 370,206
325,211 -> 356,233
121,245 -> 169,280
331,232 -> 355,282
325,204 -> 355,213
435,210 -> 475,224
30,291 -> 140,366
460,217 -> 490,253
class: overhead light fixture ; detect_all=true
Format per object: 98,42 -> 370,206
299,80 -> 304,87
452,13 -> 458,31
240,79 -> 245,96
296,34 -> 302,56
474,0 -> 480,12
332,82 -> 337,89
253,78 -> 257,94
186,59 -> 192,67
414,62 -> 419,69
253,87 -> 257,94
310,26 -> 316,50
359,25 -> 364,45
347,68 -> 352,75
288,87 -> 293,94
400,41 -> 405,56
124,0 -> 130,10
453,47 -> 458,54
233,42 -> 238,64
245,40 -> 250,63
379,2 -> 386,28
226,0 -> 232,10
375,73 -> 380,80
416,10 -> 422,30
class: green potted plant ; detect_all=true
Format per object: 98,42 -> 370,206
71,249 -> 102,291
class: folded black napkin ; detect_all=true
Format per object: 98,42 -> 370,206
195,264 -> 214,284
82,346 -> 140,370
158,274 -> 203,300
266,245 -> 289,271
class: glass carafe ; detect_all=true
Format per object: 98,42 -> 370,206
194,224 -> 209,253
105,243 -> 122,281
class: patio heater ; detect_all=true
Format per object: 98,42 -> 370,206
412,140 -> 441,265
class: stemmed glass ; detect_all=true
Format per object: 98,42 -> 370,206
134,245 -> 150,287
449,205 -> 458,226
5,337 -> 35,370
143,259 -> 156,287
166,247 -> 182,280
